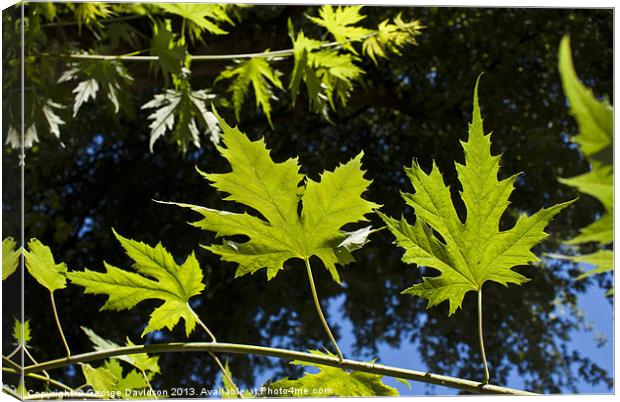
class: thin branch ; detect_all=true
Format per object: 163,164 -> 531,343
207,351 -> 242,399
49,292 -> 71,358
6,345 -> 20,359
2,355 -> 21,371
35,33 -> 378,62
24,348 -> 52,385
305,258 -> 344,363
41,14 -> 145,28
22,342 -> 537,395
139,369 -> 156,400
190,308 -> 217,343
478,289 -> 490,384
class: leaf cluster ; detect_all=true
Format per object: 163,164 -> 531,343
4,4 -> 421,152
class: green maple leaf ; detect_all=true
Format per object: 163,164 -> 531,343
362,13 -> 423,65
104,360 -> 150,398
558,36 -> 613,162
58,57 -> 134,117
24,239 -> 67,293
73,2 -> 113,30
165,110 -> 379,283
268,350 -> 398,397
150,21 -> 187,83
141,81 -> 220,152
68,230 -> 205,337
81,363 -> 118,393
559,161 -> 613,245
568,249 -> 613,283
81,360 -> 149,397
308,6 -> 373,52
379,78 -> 573,314
6,94 -> 65,149
13,319 -> 31,348
216,57 -> 283,127
159,4 -> 233,38
288,28 -> 327,111
2,237 -> 20,280
288,28 -> 363,117
82,327 -> 160,374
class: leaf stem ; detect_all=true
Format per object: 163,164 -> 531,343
478,289 -> 490,384
140,369 -> 157,400
24,348 -> 52,386
190,308 -> 243,399
191,309 -> 217,343
49,292 -> 71,358
20,342 -> 536,395
6,345 -> 20,360
304,259 -> 344,363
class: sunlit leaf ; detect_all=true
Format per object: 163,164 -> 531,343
58,57 -> 134,117
104,360 -> 150,398
362,13 -> 423,64
150,21 -> 187,83
68,230 -> 205,337
159,4 -> 234,40
72,2 -> 113,30
24,239 -> 67,293
141,82 -> 219,152
216,57 -> 283,126
6,96 -> 65,149
380,78 -> 573,314
289,29 -> 363,117
308,6 -> 373,52
81,363 -> 118,393
559,161 -> 613,245
3,237 -> 20,280
555,36 -> 614,294
165,110 -> 379,283
13,319 -> 31,348
558,36 -> 613,160
82,327 -> 160,374
268,350 -> 398,397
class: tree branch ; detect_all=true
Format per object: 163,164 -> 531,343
35,33 -> 378,62
21,342 -> 537,395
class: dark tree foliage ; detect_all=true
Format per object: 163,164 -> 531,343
2,5 -> 613,395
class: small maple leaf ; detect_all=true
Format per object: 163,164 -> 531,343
2,237 -> 21,280
68,230 -> 205,336
216,57 -> 283,127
